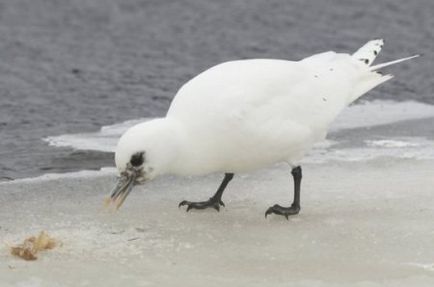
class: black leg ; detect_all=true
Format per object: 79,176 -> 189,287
179,173 -> 234,212
265,166 -> 302,219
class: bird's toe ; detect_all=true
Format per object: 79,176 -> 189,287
178,198 -> 223,212
265,204 -> 300,219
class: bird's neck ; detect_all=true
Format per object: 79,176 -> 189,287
157,117 -> 220,176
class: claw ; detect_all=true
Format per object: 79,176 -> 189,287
265,207 -> 273,218
178,200 -> 188,208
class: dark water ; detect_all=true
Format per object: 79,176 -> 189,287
0,0 -> 433,180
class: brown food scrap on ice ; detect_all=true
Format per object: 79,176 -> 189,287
10,231 -> 57,261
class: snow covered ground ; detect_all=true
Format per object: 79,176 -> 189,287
1,160 -> 434,287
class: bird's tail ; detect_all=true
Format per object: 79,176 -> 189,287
347,39 -> 419,104
352,38 -> 419,69
352,39 -> 385,66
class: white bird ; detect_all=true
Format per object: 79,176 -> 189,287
107,39 -> 418,218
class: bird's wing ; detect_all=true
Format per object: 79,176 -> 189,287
167,59 -> 310,130
166,59 -> 337,168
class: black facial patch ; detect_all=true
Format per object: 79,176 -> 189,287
130,152 -> 145,167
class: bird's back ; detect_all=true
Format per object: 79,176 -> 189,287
167,51 -> 376,131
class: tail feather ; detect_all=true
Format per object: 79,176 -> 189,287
352,39 -> 384,66
369,54 -> 420,71
347,39 -> 419,104
349,73 -> 394,104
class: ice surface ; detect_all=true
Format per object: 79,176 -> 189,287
1,161 -> 434,286
44,101 -> 434,154
330,100 -> 434,131
44,119 -> 150,153
306,137 -> 434,163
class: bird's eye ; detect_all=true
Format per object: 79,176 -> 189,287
130,152 -> 145,167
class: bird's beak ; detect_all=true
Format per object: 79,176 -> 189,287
105,171 -> 137,210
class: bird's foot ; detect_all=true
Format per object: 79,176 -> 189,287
178,197 -> 225,212
265,203 -> 300,219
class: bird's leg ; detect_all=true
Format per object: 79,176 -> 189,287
265,166 -> 302,219
179,173 -> 234,212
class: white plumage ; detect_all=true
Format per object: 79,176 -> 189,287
115,39 -> 417,179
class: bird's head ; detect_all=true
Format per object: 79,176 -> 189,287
106,118 -> 181,209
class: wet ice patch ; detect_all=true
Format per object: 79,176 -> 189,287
364,137 -> 434,160
330,100 -> 434,131
365,139 -> 422,148
306,137 -> 434,163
